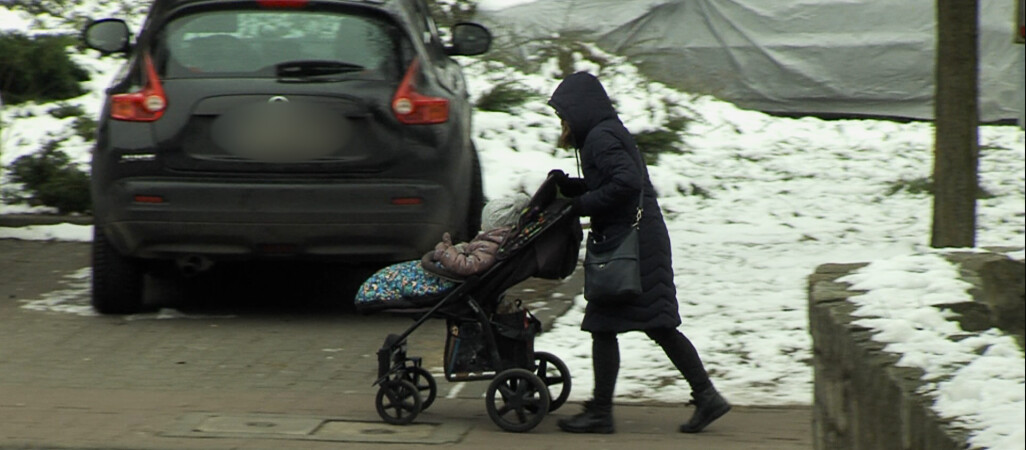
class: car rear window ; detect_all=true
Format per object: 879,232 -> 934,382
155,9 -> 405,80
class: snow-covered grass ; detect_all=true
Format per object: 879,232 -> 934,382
1,4 -> 1023,448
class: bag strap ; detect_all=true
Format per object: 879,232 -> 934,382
633,188 -> 643,227
625,137 -> 645,228
579,128 -> 647,228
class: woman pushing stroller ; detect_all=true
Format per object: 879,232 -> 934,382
547,72 -> 731,434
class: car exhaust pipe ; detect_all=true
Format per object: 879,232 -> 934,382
176,255 -> 213,277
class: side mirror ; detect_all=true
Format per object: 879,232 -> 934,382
83,18 -> 131,54
445,23 -> 491,56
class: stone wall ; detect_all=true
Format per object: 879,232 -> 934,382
807,252 -> 1025,450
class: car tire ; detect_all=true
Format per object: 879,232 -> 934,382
91,226 -> 146,314
464,146 -> 484,240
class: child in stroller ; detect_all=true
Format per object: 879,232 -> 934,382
354,173 -> 583,432
354,193 -> 529,310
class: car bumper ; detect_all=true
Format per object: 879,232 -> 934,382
97,178 -> 458,262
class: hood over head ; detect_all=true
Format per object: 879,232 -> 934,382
547,72 -> 617,148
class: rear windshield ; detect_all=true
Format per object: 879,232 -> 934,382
153,9 -> 407,80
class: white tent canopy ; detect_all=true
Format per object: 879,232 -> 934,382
476,0 -> 1024,123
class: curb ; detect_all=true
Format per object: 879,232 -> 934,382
0,214 -> 93,227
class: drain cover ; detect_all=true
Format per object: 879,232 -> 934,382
315,420 -> 436,440
196,415 -> 322,435
164,413 -> 468,444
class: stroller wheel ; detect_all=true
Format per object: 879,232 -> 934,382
534,351 -> 571,412
485,368 -> 551,432
401,366 -> 437,410
375,379 -> 422,425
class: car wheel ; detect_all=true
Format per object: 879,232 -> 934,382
464,146 -> 484,240
91,226 -> 146,314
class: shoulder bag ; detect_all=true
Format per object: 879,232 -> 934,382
582,170 -> 644,304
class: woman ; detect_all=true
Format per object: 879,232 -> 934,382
548,72 -> 730,434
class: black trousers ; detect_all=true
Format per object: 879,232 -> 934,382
591,327 -> 711,407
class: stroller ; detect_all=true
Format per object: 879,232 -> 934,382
357,173 -> 583,432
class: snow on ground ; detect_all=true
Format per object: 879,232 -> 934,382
841,252 -> 1025,450
1,6 -> 1023,448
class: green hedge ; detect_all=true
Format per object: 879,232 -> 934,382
4,142 -> 92,214
0,32 -> 89,105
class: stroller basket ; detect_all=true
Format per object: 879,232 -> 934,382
444,307 -> 541,381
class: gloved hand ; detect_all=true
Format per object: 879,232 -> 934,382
569,197 -> 584,216
548,169 -> 587,197
559,177 -> 587,197
548,169 -> 568,183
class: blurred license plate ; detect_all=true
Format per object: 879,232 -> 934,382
212,102 -> 351,162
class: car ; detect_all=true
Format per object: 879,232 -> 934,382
82,0 -> 491,314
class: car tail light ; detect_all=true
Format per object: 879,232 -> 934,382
256,0 -> 308,8
391,197 -> 424,206
110,53 -> 166,122
392,59 -> 449,125
133,195 -> 164,204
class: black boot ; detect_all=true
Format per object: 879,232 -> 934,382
558,400 -> 615,434
679,386 -> 731,433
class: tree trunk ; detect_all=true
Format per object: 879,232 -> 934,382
932,0 -> 979,248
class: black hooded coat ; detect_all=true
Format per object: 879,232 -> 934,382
548,72 -> 682,333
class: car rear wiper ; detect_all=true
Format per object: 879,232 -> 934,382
275,60 -> 365,82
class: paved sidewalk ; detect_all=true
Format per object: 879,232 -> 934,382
0,237 -> 812,450
0,384 -> 812,450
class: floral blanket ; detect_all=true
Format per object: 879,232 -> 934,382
354,260 -> 457,312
